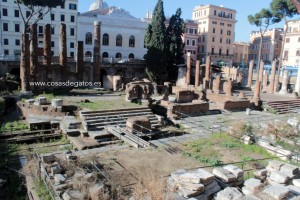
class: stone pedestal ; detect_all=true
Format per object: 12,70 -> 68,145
205,56 -> 211,89
60,23 -> 67,81
252,81 -> 261,106
195,60 -> 200,87
44,24 -> 52,79
213,75 -> 221,94
247,60 -> 254,87
224,79 -> 232,96
279,71 -> 289,95
77,41 -> 84,81
295,66 -> 300,95
259,61 -> 264,83
93,21 -> 101,82
186,53 -> 191,85
269,61 -> 276,93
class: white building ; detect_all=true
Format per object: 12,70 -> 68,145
283,19 -> 300,67
0,0 -> 78,59
78,0 -> 148,61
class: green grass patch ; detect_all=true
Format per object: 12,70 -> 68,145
78,100 -> 143,111
34,179 -> 53,200
276,140 -> 299,152
0,121 -> 28,133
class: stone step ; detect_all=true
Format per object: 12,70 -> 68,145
80,107 -> 151,117
89,122 -> 161,131
84,115 -> 158,125
83,112 -> 155,122
85,117 -> 158,127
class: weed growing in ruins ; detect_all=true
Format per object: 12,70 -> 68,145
223,141 -> 240,149
34,178 -> 53,200
0,121 -> 28,133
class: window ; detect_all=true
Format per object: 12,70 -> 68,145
85,51 -> 92,61
192,40 -> 196,46
15,39 -> 20,46
219,49 -> 222,55
4,50 -> 9,55
116,34 -> 122,46
39,26 -> 43,34
69,3 -> 77,10
51,27 -> 55,35
298,37 -> 300,42
3,23 -> 8,31
226,49 -> 229,56
212,48 -> 215,55
220,22 -> 224,26
4,39 -> 8,45
102,52 -> 109,58
286,38 -> 290,43
15,24 -> 20,32
220,38 -> 222,43
70,28 -> 75,36
212,37 -> 215,42
51,41 -> 55,47
2,0 -> 7,2
70,42 -> 74,48
220,29 -> 223,34
14,10 -> 19,17
129,53 -> 134,59
213,28 -> 215,33
227,31 -> 231,36
296,50 -> 300,56
70,52 -> 74,57
85,32 -> 92,45
201,45 -> 204,53
129,35 -> 135,47
214,10 -> 217,15
61,14 -> 65,22
116,52 -> 122,58
70,15 -> 75,22
284,50 -> 289,59
51,13 -> 55,21
2,8 -> 7,16
212,21 -> 217,25
202,36 -> 205,42
61,2 -> 65,9
102,33 -> 109,46
26,11 -> 30,18
186,39 -> 190,46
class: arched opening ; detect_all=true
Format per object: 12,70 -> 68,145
85,51 -> 92,61
129,35 -> 135,47
85,32 -> 92,45
116,69 -> 125,77
128,53 -> 134,59
102,33 -> 109,46
116,34 -> 122,47
102,52 -> 109,58
116,52 -> 122,59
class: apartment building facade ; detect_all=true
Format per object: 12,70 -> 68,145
282,19 -> 300,67
0,0 -> 78,59
249,28 -> 283,67
192,4 -> 237,65
182,20 -> 199,63
232,42 -> 249,67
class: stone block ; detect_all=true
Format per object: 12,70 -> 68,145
270,171 -> 290,184
188,194 -> 208,200
178,172 -> 202,184
293,179 -> 300,188
62,190 -> 86,200
178,181 -> 205,192
204,180 -> 221,196
189,169 -> 215,185
213,167 -> 237,183
178,187 -> 203,198
214,187 -> 244,200
263,185 -> 290,200
287,118 -> 299,128
243,178 -> 263,192
223,165 -> 244,179
254,169 -> 267,177
267,160 -> 285,171
51,165 -> 62,175
126,116 -> 151,133
89,183 -> 106,200
288,185 -> 300,196
280,163 -> 299,176
239,195 -> 260,200
242,187 -> 252,196
51,99 -> 63,108
54,174 -> 66,184
171,169 -> 187,182
41,153 -> 56,163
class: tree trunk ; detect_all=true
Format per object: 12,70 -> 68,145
257,34 -> 263,81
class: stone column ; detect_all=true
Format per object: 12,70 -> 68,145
252,81 -> 261,106
247,60 -> 254,87
93,21 -> 101,82
44,24 -> 52,79
30,24 -> 38,81
195,60 -> 200,87
21,33 -> 30,92
204,56 -> 211,89
224,79 -> 232,96
262,74 -> 268,93
279,70 -> 289,95
259,60 -> 264,83
186,52 -> 191,85
213,75 -> 221,94
268,61 -> 276,93
59,23 -> 67,81
275,74 -> 280,92
77,41 -> 84,81
295,66 -> 300,95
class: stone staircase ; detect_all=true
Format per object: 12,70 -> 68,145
79,107 -> 160,131
266,99 -> 300,114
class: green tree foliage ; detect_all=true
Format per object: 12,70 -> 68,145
145,0 -> 185,83
270,0 -> 298,75
248,9 -> 275,78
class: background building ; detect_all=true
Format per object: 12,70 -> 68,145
78,0 -> 148,62
232,42 -> 249,67
282,19 -> 300,67
0,0 -> 78,59
192,4 -> 237,65
249,28 -> 283,67
182,20 -> 199,63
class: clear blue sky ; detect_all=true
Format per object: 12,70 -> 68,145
79,0 -> 299,42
